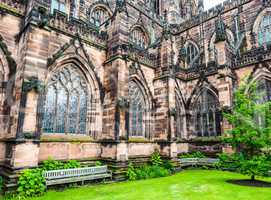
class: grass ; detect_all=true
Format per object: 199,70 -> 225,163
3,170 -> 271,200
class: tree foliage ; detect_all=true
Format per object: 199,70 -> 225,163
222,78 -> 271,180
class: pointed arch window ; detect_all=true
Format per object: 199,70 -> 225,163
42,65 -> 88,134
91,7 -> 110,26
129,82 -> 145,137
193,89 -> 221,137
51,0 -> 66,14
257,79 -> 271,102
255,79 -> 271,127
129,27 -> 148,49
258,15 -> 271,46
185,42 -> 199,67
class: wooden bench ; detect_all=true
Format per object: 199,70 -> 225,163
179,158 -> 219,168
43,165 -> 112,186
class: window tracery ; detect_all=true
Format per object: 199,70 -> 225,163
129,81 -> 145,137
42,64 -> 88,134
51,0 -> 67,14
192,89 -> 221,137
185,42 -> 199,67
129,27 -> 148,49
91,6 -> 110,26
258,15 -> 271,46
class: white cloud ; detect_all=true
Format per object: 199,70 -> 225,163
204,0 -> 225,10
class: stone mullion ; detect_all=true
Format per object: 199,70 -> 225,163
53,89 -> 58,132
16,88 -> 28,139
75,93 -> 81,134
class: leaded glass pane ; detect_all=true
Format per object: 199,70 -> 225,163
55,83 -> 67,133
258,15 -> 271,46
79,91 -> 87,134
42,65 -> 88,134
186,43 -> 198,66
255,79 -> 271,127
92,7 -> 110,26
42,85 -> 56,133
193,89 -> 221,137
68,91 -> 78,134
129,28 -> 147,48
51,0 -> 66,14
129,82 -> 145,137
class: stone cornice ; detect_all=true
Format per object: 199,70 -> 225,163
0,2 -> 24,17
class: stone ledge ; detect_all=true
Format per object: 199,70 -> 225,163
40,134 -> 94,143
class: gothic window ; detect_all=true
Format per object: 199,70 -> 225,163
129,81 -> 145,137
193,89 -> 221,137
129,27 -> 148,49
185,42 -> 199,67
257,79 -> 271,102
255,79 -> 271,127
258,15 -> 271,46
51,0 -> 66,14
42,65 -> 88,134
91,7 -> 110,26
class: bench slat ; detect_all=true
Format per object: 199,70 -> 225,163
43,166 -> 108,180
46,173 -> 112,186
43,165 -> 112,186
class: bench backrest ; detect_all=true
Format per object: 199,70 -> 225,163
179,158 -> 219,164
43,165 -> 108,180
179,158 -> 199,163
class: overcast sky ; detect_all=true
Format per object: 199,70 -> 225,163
204,0 -> 225,10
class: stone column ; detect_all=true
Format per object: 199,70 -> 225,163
103,2 -> 130,161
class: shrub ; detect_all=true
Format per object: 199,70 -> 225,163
42,159 -> 81,170
126,163 -> 137,181
0,176 -> 2,192
95,161 -> 102,167
151,150 -> 163,166
42,158 -> 64,171
135,165 -> 169,180
17,169 -> 46,198
216,153 -> 242,170
63,160 -> 81,169
163,160 -> 175,172
179,151 -> 206,159
17,158 -> 82,198
126,163 -> 170,181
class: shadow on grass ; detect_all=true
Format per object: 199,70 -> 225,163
227,179 -> 271,188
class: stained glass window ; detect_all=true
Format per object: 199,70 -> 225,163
193,89 -> 221,137
51,0 -> 66,14
258,15 -> 271,46
186,42 -> 198,66
129,82 -> 145,137
129,28 -> 148,49
91,7 -> 110,26
42,65 -> 88,134
255,79 -> 271,127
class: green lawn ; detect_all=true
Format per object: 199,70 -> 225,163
5,170 -> 271,200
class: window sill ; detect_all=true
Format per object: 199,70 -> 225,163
40,134 -> 94,143
128,137 -> 151,143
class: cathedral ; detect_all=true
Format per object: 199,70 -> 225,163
0,0 -> 271,189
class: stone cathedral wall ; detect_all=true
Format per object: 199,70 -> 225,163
0,0 -> 270,177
